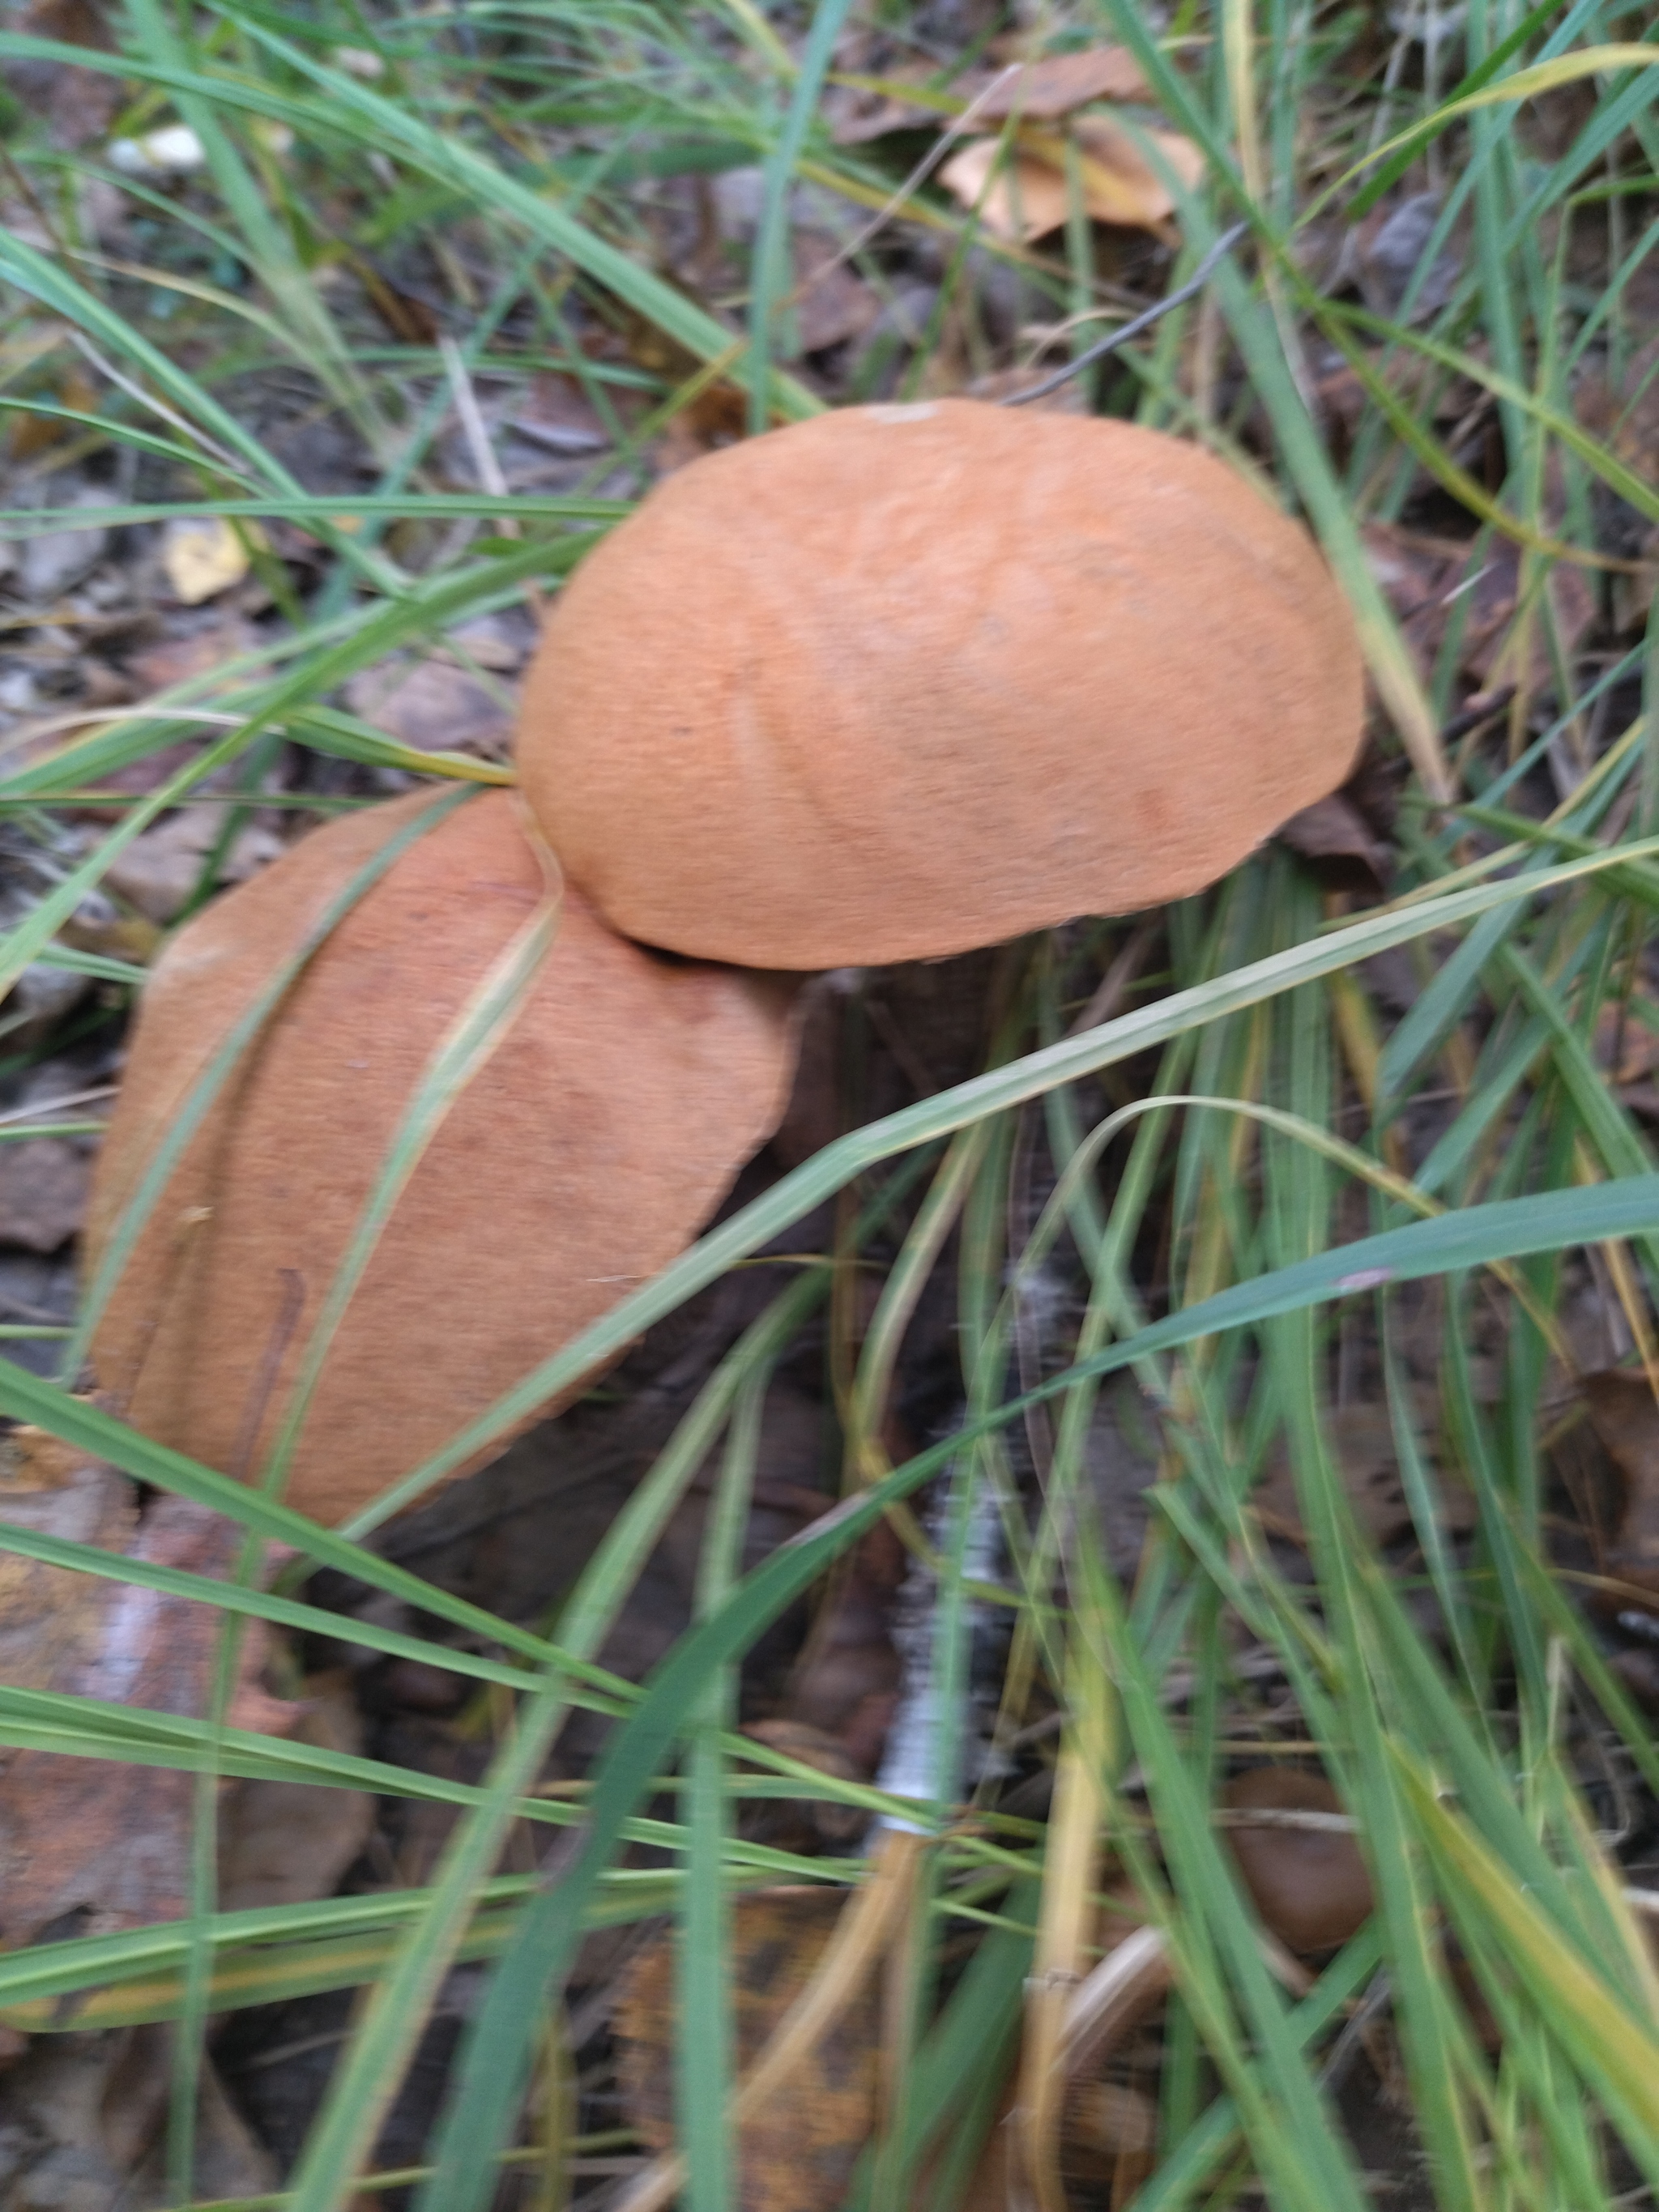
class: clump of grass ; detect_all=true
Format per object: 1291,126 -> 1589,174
1,2 -> 1657,2209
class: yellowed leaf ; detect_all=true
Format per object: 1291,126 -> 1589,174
161,514 -> 256,603
940,117 -> 1205,241
939,138 -> 1072,242
1042,115 -> 1205,227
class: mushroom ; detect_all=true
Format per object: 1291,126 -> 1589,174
1222,1767 -> 1374,1954
84,787 -> 797,1528
515,398 -> 1365,970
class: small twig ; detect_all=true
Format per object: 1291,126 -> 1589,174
440,331 -> 546,624
791,64 -> 1021,305
64,330 -> 247,478
0,1083 -> 117,1127
1000,221 -> 1250,406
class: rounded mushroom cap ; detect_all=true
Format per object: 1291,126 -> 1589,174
85,788 -> 798,1528
1222,1767 -> 1374,1954
516,399 -> 1365,970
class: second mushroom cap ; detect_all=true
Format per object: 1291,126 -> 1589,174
515,399 -> 1366,970
84,788 -> 798,1528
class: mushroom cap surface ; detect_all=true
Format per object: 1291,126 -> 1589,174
1222,1767 -> 1374,1954
85,788 -> 797,1527
516,399 -> 1365,970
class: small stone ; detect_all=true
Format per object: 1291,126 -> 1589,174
19,489 -> 113,603
0,1140 -> 92,1254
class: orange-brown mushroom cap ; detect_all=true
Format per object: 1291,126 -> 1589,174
83,788 -> 798,1528
516,399 -> 1366,970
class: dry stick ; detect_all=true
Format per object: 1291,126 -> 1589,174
439,332 -> 547,626
1000,221 -> 1250,406
0,1083 -> 116,1126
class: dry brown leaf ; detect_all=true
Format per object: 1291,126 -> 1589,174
614,1888 -> 880,2212
126,615 -> 262,695
0,1437 -> 297,1951
739,1720 -> 864,1852
958,1883 -> 1167,2206
830,44 -> 1151,143
161,515 -> 254,605
963,45 -> 1153,119
0,2026 -> 276,2203
1594,1000 -> 1659,1089
1275,791 -> 1393,897
6,364 -> 101,463
784,1514 -> 904,1745
100,802 -> 284,923
219,1674 -> 374,1911
1253,1401 -> 1473,1549
0,1428 -> 135,1703
0,1136 -> 92,1254
343,654 -> 517,756
1067,113 -> 1204,227
1577,333 -> 1659,490
10,0 -> 124,147
940,137 -> 1071,242
1361,520 -> 1597,694
1582,1370 -> 1659,1612
1222,1768 -> 1374,1954
791,232 -> 883,356
940,117 -> 1201,241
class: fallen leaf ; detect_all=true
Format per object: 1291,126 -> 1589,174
10,0 -> 123,148
1067,113 -> 1204,227
1222,1767 -> 1374,1954
791,232 -> 882,356
126,615 -> 261,694
1582,1370 -> 1659,1613
1578,330 -> 1659,492
355,255 -> 442,345
785,1513 -> 904,1743
58,895 -> 161,966
1276,791 -> 1393,896
100,802 -> 285,923
962,45 -> 1153,120
940,116 -> 1201,241
830,45 -> 1150,143
1254,1401 -> 1473,1549
162,515 -> 253,604
615,1887 -> 881,2212
1353,190 -> 1464,322
940,138 -> 1072,244
1576,330 -> 1659,626
343,654 -> 516,756
1361,520 -> 1597,694
511,373 -> 611,456
0,1439 -> 298,1950
443,610 -> 537,673
6,364 -> 101,463
740,1720 -> 866,1852
0,2027 -> 276,2202
219,1673 -> 374,1912
768,973 -> 844,1169
960,1881 -> 1168,2207
0,1136 -> 92,1253
0,1428 -> 135,1705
